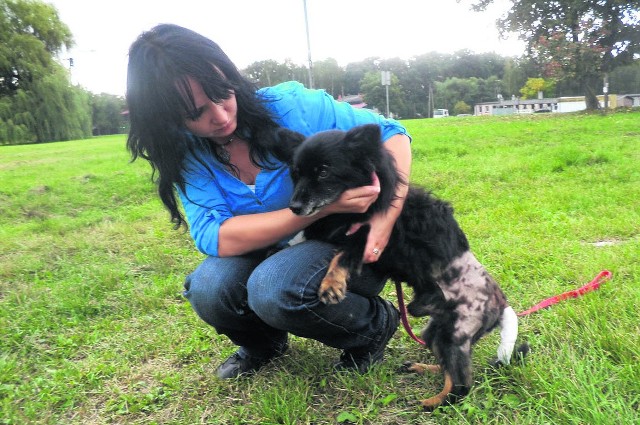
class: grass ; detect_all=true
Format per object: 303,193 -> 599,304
1,110 -> 639,424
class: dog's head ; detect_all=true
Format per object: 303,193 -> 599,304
289,124 -> 392,216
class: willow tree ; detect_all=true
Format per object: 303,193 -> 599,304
471,0 -> 640,109
0,0 -> 91,144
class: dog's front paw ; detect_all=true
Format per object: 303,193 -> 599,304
318,253 -> 349,304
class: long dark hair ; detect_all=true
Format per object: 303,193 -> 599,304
126,23 -> 280,229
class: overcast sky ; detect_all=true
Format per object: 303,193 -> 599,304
46,0 -> 524,96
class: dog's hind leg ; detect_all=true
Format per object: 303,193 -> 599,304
420,340 -> 473,410
401,362 -> 441,374
419,371 -> 454,410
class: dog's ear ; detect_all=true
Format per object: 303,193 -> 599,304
272,128 -> 306,164
343,124 -> 382,151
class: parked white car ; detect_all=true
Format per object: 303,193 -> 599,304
433,109 -> 449,118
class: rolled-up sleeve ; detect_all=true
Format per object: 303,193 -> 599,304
177,152 -> 294,256
178,166 -> 231,256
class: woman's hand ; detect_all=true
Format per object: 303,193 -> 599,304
321,173 -> 381,215
343,206 -> 396,264
361,134 -> 412,264
361,211 -> 396,263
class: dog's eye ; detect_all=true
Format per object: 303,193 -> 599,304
318,168 -> 329,179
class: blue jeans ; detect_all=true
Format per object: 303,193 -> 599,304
183,240 -> 389,357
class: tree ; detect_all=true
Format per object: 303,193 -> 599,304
453,101 -> 472,115
609,60 -> 640,93
470,0 -> 640,109
401,62 -> 430,118
91,93 -> 127,135
243,60 -> 290,87
0,0 -> 73,95
502,57 -> 531,97
27,69 -> 91,141
0,0 -> 91,144
434,77 -> 478,111
359,71 -> 405,118
343,57 -> 381,96
378,57 -> 415,118
449,50 -> 507,79
313,58 -> 344,98
519,77 -> 556,99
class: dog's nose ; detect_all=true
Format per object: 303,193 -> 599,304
289,202 -> 303,215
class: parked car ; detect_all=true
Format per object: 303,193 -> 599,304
433,109 -> 449,118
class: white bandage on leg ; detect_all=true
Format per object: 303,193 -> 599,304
497,306 -> 518,365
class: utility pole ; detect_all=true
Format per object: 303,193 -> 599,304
427,83 -> 433,118
303,0 -> 314,89
603,73 -> 609,114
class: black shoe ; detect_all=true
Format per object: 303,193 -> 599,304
216,344 -> 288,379
335,299 -> 399,373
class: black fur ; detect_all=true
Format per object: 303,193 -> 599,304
283,124 -> 518,409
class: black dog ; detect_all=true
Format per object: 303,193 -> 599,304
283,124 -> 521,409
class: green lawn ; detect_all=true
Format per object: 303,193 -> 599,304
1,110 -> 639,424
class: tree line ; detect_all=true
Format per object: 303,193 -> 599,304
244,53 -> 640,119
1,0 -> 639,145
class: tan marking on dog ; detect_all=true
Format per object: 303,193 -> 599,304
318,252 -> 349,304
407,363 -> 441,375
420,371 -> 454,410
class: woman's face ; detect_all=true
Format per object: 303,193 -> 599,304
182,77 -> 238,141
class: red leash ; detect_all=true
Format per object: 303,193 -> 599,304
516,270 -> 612,316
395,270 -> 612,345
395,280 -> 426,345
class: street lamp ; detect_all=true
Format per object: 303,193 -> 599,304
381,70 -> 390,118
303,0 -> 314,89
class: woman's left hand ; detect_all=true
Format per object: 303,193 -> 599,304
360,133 -> 412,264
361,211 -> 395,263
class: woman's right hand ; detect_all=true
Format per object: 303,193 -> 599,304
321,173 -> 380,216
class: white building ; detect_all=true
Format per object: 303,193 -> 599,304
618,94 -> 640,107
474,95 -> 557,116
474,94 -> 634,116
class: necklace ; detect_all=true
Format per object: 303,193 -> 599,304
217,136 -> 234,163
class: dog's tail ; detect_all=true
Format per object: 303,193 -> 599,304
495,307 -> 529,365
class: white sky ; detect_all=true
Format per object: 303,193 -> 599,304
46,0 -> 524,96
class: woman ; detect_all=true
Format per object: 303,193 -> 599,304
126,24 -> 411,379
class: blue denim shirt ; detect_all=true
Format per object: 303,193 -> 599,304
178,81 -> 409,256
